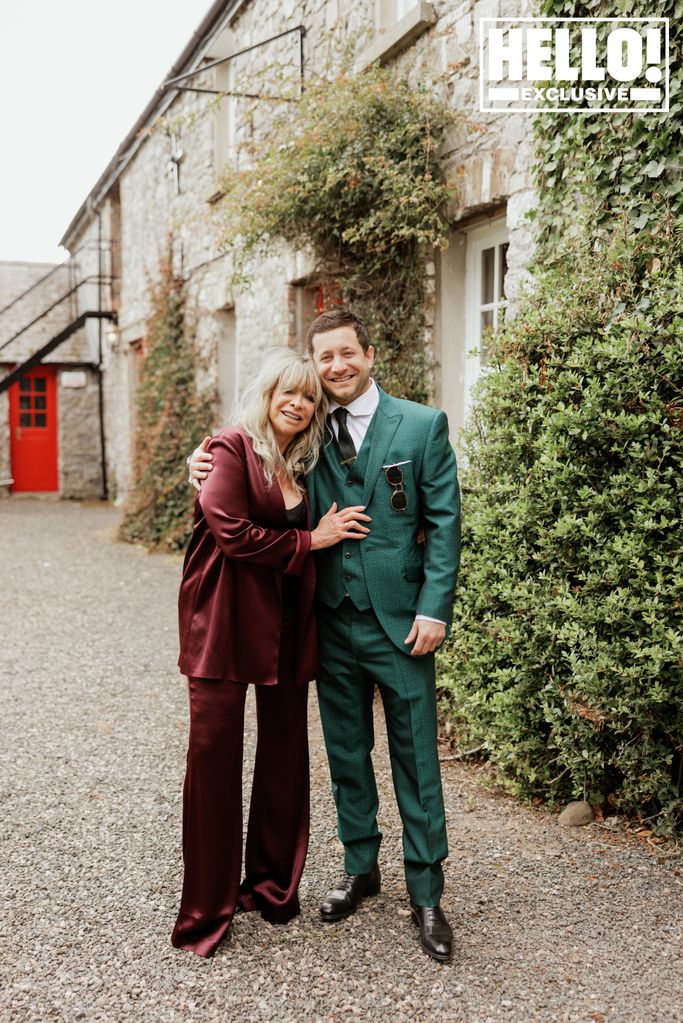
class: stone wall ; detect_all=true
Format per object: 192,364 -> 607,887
0,260 -> 95,365
58,368 -> 103,499
0,261 -> 71,360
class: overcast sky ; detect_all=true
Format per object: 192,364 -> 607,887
0,2 -> 213,265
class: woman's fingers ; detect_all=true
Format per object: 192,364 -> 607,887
338,506 -> 371,521
340,522 -> 370,536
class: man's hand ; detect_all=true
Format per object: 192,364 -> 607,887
188,436 -> 213,492
404,619 -> 446,656
310,503 -> 371,551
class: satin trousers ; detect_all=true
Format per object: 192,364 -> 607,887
171,619 -> 310,958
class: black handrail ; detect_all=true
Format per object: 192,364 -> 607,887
0,275 -> 114,354
0,240 -> 115,318
0,310 -> 117,395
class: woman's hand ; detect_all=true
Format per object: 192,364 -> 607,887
310,503 -> 371,551
188,436 -> 213,492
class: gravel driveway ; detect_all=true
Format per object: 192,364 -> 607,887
1,499 -> 681,1023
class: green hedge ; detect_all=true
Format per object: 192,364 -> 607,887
437,215 -> 683,834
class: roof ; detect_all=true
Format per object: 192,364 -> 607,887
60,0 -> 245,249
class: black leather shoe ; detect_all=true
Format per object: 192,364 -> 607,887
320,867 -> 381,922
410,900 -> 453,962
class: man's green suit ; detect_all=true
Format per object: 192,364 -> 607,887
308,385 -> 461,906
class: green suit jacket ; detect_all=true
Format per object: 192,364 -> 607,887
308,385 -> 461,652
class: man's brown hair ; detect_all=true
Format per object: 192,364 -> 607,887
305,309 -> 371,354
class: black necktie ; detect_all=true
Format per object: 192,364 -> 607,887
333,408 -> 357,466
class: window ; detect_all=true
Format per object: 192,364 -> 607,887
216,308 -> 237,424
477,239 -> 509,362
211,57 -> 257,198
464,219 -> 509,393
289,282 -> 324,353
17,374 -> 49,428
433,214 -> 509,446
213,62 -> 238,185
357,1 -> 435,70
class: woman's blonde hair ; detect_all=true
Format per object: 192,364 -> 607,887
231,348 -> 328,493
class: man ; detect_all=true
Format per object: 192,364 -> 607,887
189,310 -> 460,961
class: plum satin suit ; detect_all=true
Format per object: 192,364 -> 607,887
172,426 -> 318,958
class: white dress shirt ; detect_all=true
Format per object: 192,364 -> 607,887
328,379 -> 445,628
327,377 -> 380,450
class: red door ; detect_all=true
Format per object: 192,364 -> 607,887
9,365 -> 59,492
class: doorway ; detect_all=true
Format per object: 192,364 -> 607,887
8,365 -> 58,491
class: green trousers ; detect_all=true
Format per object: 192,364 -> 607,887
316,599 -> 448,906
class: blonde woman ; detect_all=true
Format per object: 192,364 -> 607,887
172,349 -> 369,958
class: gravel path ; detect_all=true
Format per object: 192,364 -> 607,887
1,499 -> 682,1023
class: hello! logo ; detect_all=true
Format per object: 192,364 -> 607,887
479,18 -> 670,113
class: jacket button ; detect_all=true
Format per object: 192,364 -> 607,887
346,478 -> 353,486
344,574 -> 352,582
345,552 -> 352,559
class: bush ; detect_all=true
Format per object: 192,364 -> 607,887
119,253 -> 215,552
437,213 -> 683,834
216,65 -> 458,402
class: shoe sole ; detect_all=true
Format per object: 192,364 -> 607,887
320,882 -> 381,922
410,908 -> 453,963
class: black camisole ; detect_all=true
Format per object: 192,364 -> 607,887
282,499 -> 306,618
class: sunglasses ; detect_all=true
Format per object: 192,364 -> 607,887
383,464 -> 407,512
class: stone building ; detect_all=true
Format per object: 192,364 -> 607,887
14,0 -> 537,501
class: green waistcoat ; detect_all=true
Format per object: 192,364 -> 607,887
314,413 -> 379,611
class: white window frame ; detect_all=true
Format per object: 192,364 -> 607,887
212,61 -> 239,192
357,2 -> 435,71
226,61 -> 238,164
463,218 -> 509,403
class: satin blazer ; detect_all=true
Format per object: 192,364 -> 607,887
178,427 -> 318,684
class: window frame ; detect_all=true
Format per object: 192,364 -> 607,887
463,218 -> 509,400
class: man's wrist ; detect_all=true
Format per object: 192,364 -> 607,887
415,614 -> 446,626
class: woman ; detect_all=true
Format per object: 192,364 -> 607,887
171,349 -> 369,958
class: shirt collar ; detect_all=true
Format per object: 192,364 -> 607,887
327,378 -> 379,418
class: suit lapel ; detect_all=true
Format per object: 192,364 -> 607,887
362,388 -> 402,506
306,458 -> 319,518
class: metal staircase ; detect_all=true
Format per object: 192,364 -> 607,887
0,239 -> 118,498
0,240 -> 117,395
0,310 -> 115,395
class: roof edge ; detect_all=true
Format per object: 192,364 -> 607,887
60,0 -> 246,249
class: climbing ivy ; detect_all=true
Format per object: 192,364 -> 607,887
119,250 -> 214,552
215,66 -> 459,402
531,0 -> 683,248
